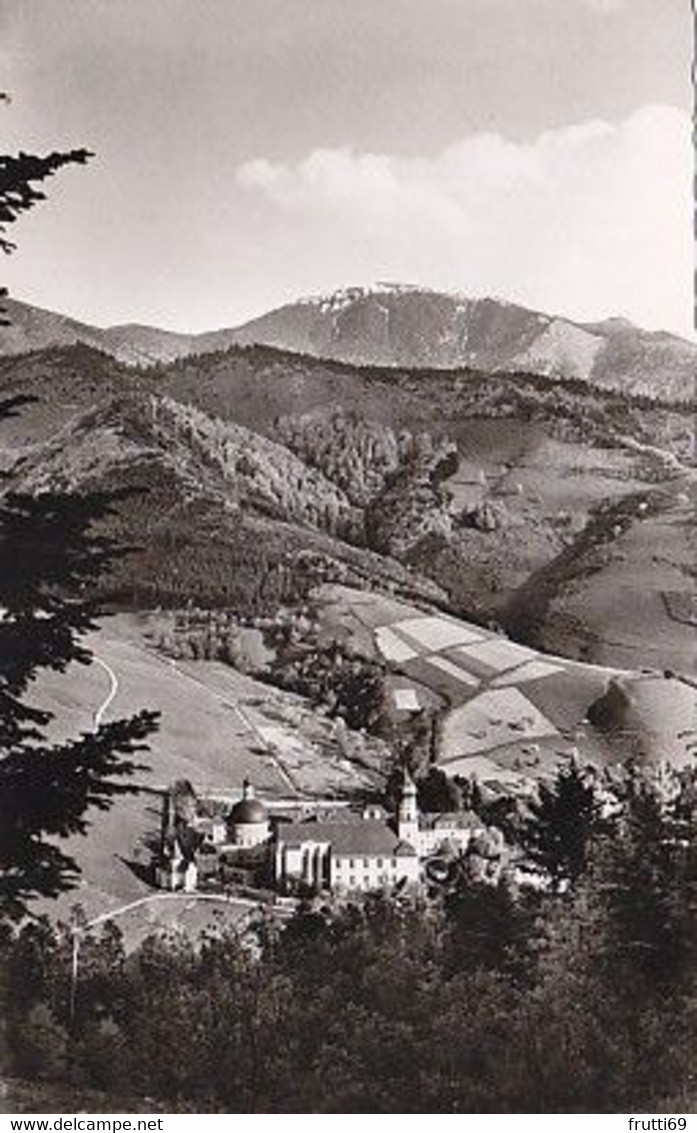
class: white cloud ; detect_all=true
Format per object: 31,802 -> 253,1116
236,105 -> 693,337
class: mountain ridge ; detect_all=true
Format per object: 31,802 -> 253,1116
1,286 -> 694,400
0,333 -> 694,671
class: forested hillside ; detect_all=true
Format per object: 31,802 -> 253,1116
0,340 -> 694,666
3,383 -> 445,612
2,761 -> 696,1113
3,288 -> 696,401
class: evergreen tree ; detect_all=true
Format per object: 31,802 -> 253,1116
598,765 -> 697,995
518,758 -> 605,890
1,142 -> 92,317
0,136 -> 159,919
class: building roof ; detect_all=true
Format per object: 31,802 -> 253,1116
230,798 -> 268,825
194,814 -> 227,833
277,818 -> 407,857
303,808 -> 367,825
420,810 -> 481,831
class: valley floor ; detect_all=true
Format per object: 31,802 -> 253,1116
26,591 -> 697,943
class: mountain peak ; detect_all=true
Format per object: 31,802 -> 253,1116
225,287 -> 695,398
1,289 -> 694,401
296,281 -> 435,313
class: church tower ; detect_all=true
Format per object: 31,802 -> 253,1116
160,788 -> 175,842
397,768 -> 419,848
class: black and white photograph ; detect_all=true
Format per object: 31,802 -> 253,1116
0,0 -> 694,1117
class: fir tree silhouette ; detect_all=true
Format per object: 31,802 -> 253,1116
0,114 -> 159,919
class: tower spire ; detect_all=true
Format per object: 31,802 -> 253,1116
161,787 -> 175,840
397,766 -> 419,846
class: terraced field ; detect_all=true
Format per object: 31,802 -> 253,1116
312,584 -> 697,789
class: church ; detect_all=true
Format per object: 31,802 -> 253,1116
156,771 -> 490,895
273,771 -> 483,893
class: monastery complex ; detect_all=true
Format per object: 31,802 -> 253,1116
155,773 -> 504,896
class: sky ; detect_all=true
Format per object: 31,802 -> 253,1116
0,0 -> 693,337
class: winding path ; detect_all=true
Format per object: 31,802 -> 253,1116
92,655 -> 119,730
77,890 -> 266,932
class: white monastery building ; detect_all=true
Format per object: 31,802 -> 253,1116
274,771 -> 481,893
157,772 -> 492,895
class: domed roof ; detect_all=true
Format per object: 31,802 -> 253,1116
230,797 -> 268,825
